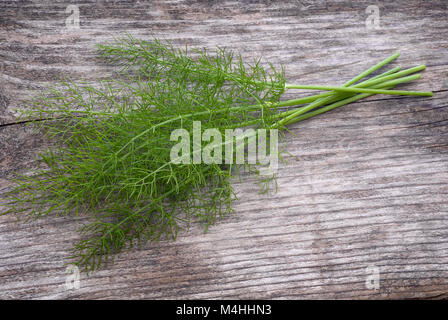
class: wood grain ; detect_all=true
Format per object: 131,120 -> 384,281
0,0 -> 447,299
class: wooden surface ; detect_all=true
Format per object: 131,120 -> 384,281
1,0 -> 448,299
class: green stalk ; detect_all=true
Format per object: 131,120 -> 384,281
224,66 -> 406,130
273,53 -> 404,127
274,66 -> 432,128
282,52 -> 400,90
360,66 -> 402,82
276,52 -> 401,108
274,65 -> 424,122
356,65 -> 426,88
340,52 -> 401,86
272,67 -> 402,119
284,74 -> 423,126
285,83 -> 432,96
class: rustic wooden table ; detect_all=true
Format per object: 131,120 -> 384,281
0,0 -> 447,299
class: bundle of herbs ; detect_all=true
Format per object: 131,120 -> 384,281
2,36 -> 433,272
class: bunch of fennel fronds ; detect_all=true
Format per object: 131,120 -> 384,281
2,36 -> 433,272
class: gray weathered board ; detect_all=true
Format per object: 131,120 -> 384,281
0,0 -> 447,299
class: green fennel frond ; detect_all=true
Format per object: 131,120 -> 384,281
1,36 -> 433,272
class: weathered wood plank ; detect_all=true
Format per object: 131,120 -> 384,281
0,0 -> 447,299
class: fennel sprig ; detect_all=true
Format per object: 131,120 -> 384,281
2,35 -> 433,272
